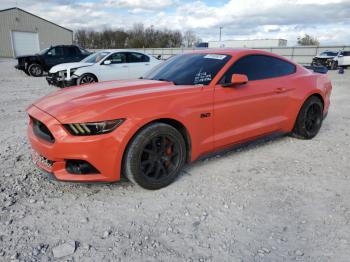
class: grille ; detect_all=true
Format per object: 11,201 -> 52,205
31,117 -> 55,143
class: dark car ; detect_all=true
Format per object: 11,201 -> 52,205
311,51 -> 339,70
15,45 -> 91,77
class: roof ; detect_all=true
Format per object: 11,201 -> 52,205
0,7 -> 73,32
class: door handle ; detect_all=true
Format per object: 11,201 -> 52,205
145,63 -> 150,66
122,65 -> 128,68
275,87 -> 287,93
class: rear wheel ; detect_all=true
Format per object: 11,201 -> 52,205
28,63 -> 43,77
123,123 -> 186,190
78,74 -> 97,85
292,96 -> 323,139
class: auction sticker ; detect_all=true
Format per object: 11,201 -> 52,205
204,54 -> 227,60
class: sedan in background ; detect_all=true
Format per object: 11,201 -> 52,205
27,49 -> 332,190
46,50 -> 161,87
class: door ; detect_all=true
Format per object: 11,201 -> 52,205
98,52 -> 129,81
11,31 -> 39,57
43,46 -> 65,69
342,51 -> 350,66
126,52 -> 152,77
213,54 -> 296,149
65,46 -> 82,62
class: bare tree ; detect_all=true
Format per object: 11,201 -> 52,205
74,24 -> 184,49
297,34 -> 320,46
183,30 -> 198,47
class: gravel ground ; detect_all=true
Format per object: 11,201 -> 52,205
0,58 -> 349,262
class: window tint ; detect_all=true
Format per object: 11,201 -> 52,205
66,46 -> 78,56
222,55 -> 296,82
320,51 -> 338,56
143,53 -> 231,85
127,52 -> 150,63
107,52 -> 127,64
49,47 -> 64,57
342,51 -> 350,56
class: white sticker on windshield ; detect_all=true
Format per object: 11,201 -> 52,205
194,72 -> 212,84
204,54 -> 227,60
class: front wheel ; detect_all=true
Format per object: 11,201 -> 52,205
123,123 -> 187,190
331,61 -> 338,70
78,74 -> 97,85
292,96 -> 323,139
28,63 -> 43,77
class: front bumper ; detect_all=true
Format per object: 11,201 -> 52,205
27,105 -> 125,182
46,74 -> 76,88
312,58 -> 333,68
15,63 -> 25,71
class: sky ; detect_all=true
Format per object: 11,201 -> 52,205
1,0 -> 350,45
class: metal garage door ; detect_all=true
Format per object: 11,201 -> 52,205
11,31 -> 40,57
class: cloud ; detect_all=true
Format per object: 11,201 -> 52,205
103,0 -> 176,10
0,0 -> 349,45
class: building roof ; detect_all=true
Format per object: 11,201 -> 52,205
0,7 -> 73,32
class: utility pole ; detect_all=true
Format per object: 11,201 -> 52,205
219,27 -> 223,42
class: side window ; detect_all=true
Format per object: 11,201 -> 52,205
343,51 -> 350,56
106,52 -> 127,64
222,55 -> 296,82
49,46 -> 64,57
127,52 -> 150,63
66,46 -> 78,56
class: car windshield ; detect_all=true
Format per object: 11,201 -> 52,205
320,51 -> 338,56
143,53 -> 231,85
81,51 -> 110,63
37,48 -> 49,55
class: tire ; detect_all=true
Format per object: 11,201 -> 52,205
28,63 -> 43,77
331,61 -> 338,70
292,96 -> 324,139
78,74 -> 97,85
123,123 -> 187,190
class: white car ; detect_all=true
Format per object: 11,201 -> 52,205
334,51 -> 350,68
46,49 -> 161,87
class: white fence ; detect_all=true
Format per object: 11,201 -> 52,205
92,45 -> 350,65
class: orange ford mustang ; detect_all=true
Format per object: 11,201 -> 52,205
27,49 -> 332,189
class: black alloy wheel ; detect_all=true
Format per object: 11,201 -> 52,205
124,123 -> 186,190
292,96 -> 323,139
140,135 -> 180,181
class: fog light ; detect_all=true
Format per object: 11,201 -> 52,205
65,160 -> 100,174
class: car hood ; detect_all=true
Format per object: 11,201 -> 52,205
49,62 -> 94,73
16,55 -> 36,59
32,79 -> 192,123
315,55 -> 335,59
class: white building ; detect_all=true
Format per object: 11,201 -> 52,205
208,39 -> 287,48
0,7 -> 73,57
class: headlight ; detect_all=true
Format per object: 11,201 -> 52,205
64,119 -> 125,136
58,70 -> 67,77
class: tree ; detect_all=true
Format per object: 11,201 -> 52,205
183,30 -> 198,47
297,34 -> 320,46
74,24 -> 184,49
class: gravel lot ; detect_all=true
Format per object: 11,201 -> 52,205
0,58 -> 349,262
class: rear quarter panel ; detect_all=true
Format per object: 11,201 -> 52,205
283,66 -> 331,131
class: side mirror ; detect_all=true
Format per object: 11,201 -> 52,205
47,52 -> 52,56
103,60 -> 111,65
222,74 -> 248,87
